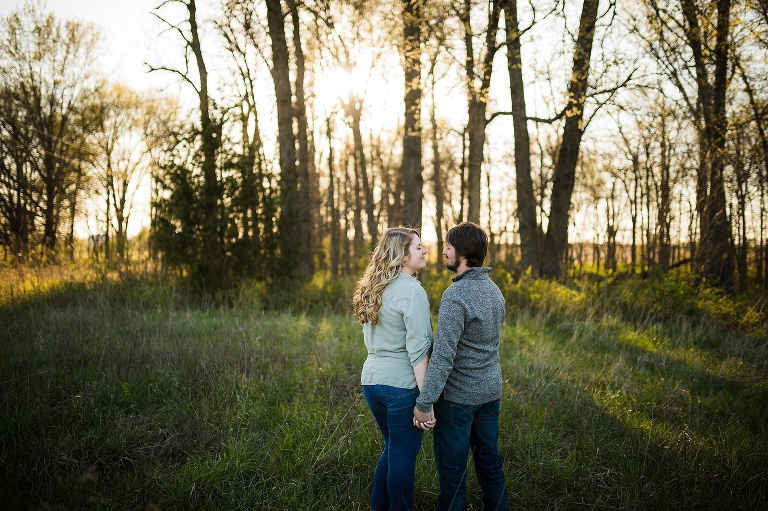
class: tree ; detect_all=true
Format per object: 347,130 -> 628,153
424,13 -> 452,265
287,0 -> 314,277
215,0 -> 279,279
401,0 -> 424,228
266,0 -> 305,279
539,0 -> 601,278
150,0 -> 225,287
309,0 -> 385,249
735,51 -> 768,289
0,74 -> 36,261
0,0 -> 101,256
460,0 -> 502,224
502,0 -> 539,271
646,0 -> 735,289
93,83 -> 148,266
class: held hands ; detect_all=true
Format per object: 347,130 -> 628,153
413,406 -> 436,430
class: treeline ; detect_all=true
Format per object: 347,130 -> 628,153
1,0 -> 767,292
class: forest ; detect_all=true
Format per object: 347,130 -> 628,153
1,0 -> 767,292
2,2 -> 768,509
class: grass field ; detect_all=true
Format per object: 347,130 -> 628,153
1,267 -> 766,510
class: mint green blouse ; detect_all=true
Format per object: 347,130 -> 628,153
361,273 -> 433,389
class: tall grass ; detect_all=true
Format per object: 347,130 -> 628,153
0,266 -> 766,509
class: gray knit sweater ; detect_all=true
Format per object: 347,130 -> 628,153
415,267 -> 506,412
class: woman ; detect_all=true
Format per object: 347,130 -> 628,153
353,227 -> 436,511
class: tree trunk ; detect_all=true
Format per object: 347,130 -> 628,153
681,0 -> 734,290
187,0 -> 223,285
630,153 -> 640,273
658,109 -> 671,270
41,151 -> 60,253
353,143 -> 364,252
401,0 -> 423,228
266,0 -> 302,279
503,0 -> 538,272
430,71 -> 445,269
606,180 -> 617,272
462,0 -> 501,224
288,0 -> 314,278
343,155 -> 353,273
347,103 -> 377,247
732,132 -> 749,291
644,141 -> 653,271
704,0 -> 734,290
760,157 -> 767,289
540,0 -> 600,279
67,161 -> 84,263
459,126 -> 467,223
736,55 -> 768,287
466,97 -> 485,224
327,117 -> 340,277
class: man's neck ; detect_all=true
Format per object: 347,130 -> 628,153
455,260 -> 470,275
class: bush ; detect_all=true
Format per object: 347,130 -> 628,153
233,272 -> 357,314
600,272 -> 767,335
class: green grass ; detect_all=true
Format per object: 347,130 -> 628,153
1,269 -> 766,510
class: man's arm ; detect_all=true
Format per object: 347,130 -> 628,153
413,355 -> 435,429
414,293 -> 465,413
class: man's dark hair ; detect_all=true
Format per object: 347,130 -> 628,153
446,222 -> 488,267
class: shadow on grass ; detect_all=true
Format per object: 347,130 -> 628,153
495,315 -> 768,510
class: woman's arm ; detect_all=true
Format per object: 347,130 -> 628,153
413,353 -> 430,391
413,353 -> 435,428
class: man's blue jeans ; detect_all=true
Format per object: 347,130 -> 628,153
363,384 -> 424,511
433,397 -> 509,511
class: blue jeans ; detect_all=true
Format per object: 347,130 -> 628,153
433,397 -> 509,511
363,384 -> 424,511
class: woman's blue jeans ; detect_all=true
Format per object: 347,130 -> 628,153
362,384 -> 424,511
433,397 -> 509,511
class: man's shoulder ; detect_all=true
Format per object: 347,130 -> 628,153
452,271 -> 504,303
440,281 -> 467,306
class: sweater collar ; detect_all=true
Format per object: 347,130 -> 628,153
452,266 -> 491,282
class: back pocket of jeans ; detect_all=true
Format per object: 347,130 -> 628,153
380,385 -> 418,401
449,402 -> 473,426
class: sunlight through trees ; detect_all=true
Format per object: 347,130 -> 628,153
1,0 -> 767,291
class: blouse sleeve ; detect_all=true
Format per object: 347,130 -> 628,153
403,287 -> 433,367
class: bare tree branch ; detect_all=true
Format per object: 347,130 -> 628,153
146,64 -> 199,94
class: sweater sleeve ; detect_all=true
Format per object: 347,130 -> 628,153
414,291 -> 465,412
404,288 -> 433,367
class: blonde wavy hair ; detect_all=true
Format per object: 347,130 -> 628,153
352,227 -> 420,325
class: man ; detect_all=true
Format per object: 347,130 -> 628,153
414,221 -> 509,511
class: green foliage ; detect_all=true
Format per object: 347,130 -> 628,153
602,273 -> 767,335
151,128 -> 282,291
420,269 -> 454,312
496,268 -> 589,318
152,147 -> 206,271
234,272 -> 357,314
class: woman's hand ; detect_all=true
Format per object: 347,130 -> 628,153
413,406 -> 436,430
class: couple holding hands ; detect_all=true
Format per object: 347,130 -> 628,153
353,222 -> 509,511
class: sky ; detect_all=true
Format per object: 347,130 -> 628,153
0,0 -> 170,92
0,0 -> 193,237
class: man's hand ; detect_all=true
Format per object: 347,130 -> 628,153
413,406 -> 436,430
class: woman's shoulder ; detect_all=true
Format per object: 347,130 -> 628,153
387,273 -> 427,297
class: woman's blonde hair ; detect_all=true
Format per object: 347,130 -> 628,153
352,227 -> 420,325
